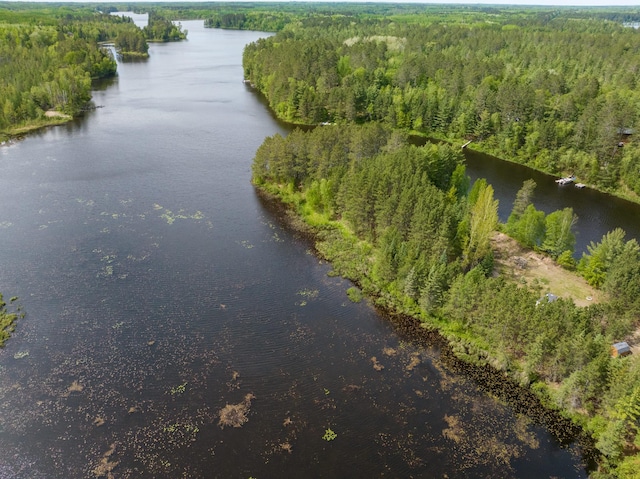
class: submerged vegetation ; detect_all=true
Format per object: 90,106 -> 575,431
218,393 -> 256,429
251,123 -> 640,477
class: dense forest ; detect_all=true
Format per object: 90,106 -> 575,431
252,123 -> 640,477
3,2 -> 640,476
242,8 -> 640,202
0,11 -> 117,136
0,5 -> 187,139
242,6 -> 640,475
144,12 -> 187,42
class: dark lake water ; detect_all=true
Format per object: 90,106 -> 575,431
463,149 -> 640,256
0,20 -> 613,478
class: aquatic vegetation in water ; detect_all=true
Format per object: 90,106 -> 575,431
346,286 -> 363,303
322,428 -> 337,441
226,370 -> 241,391
442,414 -> 463,442
280,442 -> 293,453
75,198 -> 95,207
170,382 -> 187,395
13,350 -> 29,359
0,294 -> 21,348
154,203 -> 206,225
405,352 -> 422,371
218,393 -> 255,429
296,288 -> 319,307
92,443 -> 118,478
297,289 -> 319,299
67,381 -> 84,394
370,356 -> 384,371
163,422 -> 199,434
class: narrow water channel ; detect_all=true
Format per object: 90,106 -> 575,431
463,148 -> 640,256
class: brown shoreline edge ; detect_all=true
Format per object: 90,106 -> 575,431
254,185 -> 598,471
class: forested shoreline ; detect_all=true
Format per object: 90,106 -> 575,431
240,13 -> 640,473
0,5 -> 187,140
241,6 -> 640,203
3,2 -> 640,476
251,123 -> 640,477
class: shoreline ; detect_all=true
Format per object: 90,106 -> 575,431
1,113 -> 76,143
246,88 -> 640,208
408,128 -> 640,207
254,185 -> 598,470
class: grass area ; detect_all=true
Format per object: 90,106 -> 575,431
491,232 -> 600,307
2,114 -> 74,141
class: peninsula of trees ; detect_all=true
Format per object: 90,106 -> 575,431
252,122 -> 640,479
240,4 -> 640,476
0,5 -> 187,139
242,5 -> 640,202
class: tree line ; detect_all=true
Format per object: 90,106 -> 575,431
253,123 -> 640,477
0,8 -> 124,133
243,9 -> 640,201
0,7 -> 188,136
144,12 -> 187,42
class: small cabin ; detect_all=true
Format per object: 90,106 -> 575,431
611,342 -> 632,358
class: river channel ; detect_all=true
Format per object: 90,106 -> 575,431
0,19 -> 618,478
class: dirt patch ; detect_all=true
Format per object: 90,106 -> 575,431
491,232 -> 601,307
45,110 -> 71,119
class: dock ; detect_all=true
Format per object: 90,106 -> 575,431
555,175 -> 576,185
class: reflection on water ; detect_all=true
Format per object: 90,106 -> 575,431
464,148 -> 640,256
0,21 -> 588,478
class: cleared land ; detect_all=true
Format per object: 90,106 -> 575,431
491,232 -> 600,308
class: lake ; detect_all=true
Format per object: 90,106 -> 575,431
0,20 -> 593,478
